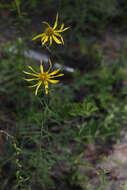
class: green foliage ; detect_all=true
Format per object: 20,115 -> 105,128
70,100 -> 98,117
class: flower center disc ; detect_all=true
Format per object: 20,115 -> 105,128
45,27 -> 54,36
39,73 -> 48,80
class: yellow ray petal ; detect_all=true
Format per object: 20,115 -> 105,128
44,81 -> 49,94
54,33 -> 64,44
48,68 -> 61,76
41,36 -> 47,42
42,21 -> 50,27
49,36 -> 53,46
28,83 -> 39,88
53,13 -> 58,29
23,71 -> 39,77
55,27 -> 70,33
42,36 -> 49,45
48,79 -> 59,83
35,81 -> 42,96
52,35 -> 62,44
40,64 -> 44,74
28,66 -> 37,73
47,59 -> 52,73
23,78 -> 38,81
60,23 -> 64,30
49,73 -> 64,78
32,33 -> 45,40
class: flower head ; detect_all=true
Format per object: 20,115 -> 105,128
32,13 -> 70,46
23,60 -> 64,95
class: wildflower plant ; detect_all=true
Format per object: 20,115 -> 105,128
22,14 -> 68,187
32,13 -> 70,46
17,13 -> 68,189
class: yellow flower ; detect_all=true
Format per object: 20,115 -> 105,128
32,13 -> 70,46
23,60 -> 64,95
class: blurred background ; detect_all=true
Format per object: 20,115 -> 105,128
1,0 -> 127,190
